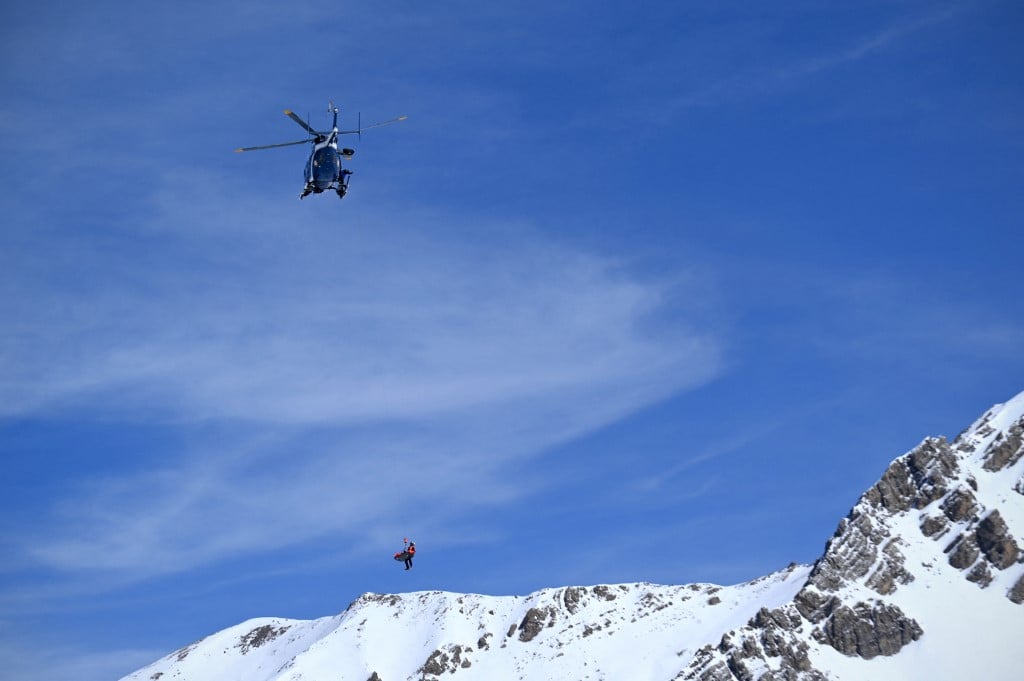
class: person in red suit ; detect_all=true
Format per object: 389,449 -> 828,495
404,541 -> 416,570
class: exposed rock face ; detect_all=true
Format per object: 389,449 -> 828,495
680,603 -> 829,681
816,601 -> 922,659
808,512 -> 892,592
864,538 -> 914,596
942,487 -> 980,522
982,416 -> 1024,471
975,511 -> 1020,569
419,644 -> 473,679
946,533 -> 980,570
966,562 -> 994,587
934,500 -> 1021,589
864,437 -> 959,512
792,589 -> 922,661
920,514 -> 949,538
562,586 -> 583,613
236,624 -> 290,654
517,606 -> 555,642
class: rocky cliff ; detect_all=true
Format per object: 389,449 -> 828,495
680,393 -> 1024,680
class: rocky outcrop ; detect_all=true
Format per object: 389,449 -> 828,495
808,512 -> 892,592
793,589 -> 922,661
562,586 -> 584,613
946,533 -> 980,570
815,601 -> 922,659
236,624 -> 290,654
937,505 -> 1021,591
982,416 -> 1024,472
679,603 -> 828,681
864,538 -> 914,596
560,584 -> 617,614
805,437 -> 969,597
418,644 -> 473,679
942,487 -> 980,522
900,426 -> 1024,602
920,513 -> 950,539
864,438 -> 959,512
966,562 -> 994,587
517,606 -> 555,642
975,511 -> 1020,569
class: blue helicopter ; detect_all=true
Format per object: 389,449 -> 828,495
236,101 -> 406,199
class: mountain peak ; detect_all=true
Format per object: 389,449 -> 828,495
685,392 -> 1024,680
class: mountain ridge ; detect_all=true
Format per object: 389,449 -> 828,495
122,391 -> 1024,681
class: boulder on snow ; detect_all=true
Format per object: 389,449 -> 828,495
975,511 -> 1020,570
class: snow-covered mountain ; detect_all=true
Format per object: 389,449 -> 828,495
122,392 -> 1024,681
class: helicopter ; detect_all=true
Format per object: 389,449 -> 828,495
235,101 -> 406,199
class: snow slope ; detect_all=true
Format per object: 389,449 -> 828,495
123,567 -> 809,681
122,391 -> 1024,681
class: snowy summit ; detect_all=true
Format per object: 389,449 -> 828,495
123,392 -> 1024,681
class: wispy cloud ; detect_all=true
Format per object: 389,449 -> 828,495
769,6 -> 959,83
2,172 -> 723,585
668,5 -> 962,113
4,204 -> 714,424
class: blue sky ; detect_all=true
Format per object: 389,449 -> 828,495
1,0 -> 1022,678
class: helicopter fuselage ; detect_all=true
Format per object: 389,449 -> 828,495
304,135 -> 355,196
306,143 -> 342,191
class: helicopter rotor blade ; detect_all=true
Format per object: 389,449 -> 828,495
284,109 -> 322,136
339,115 -> 408,135
235,139 -> 312,152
